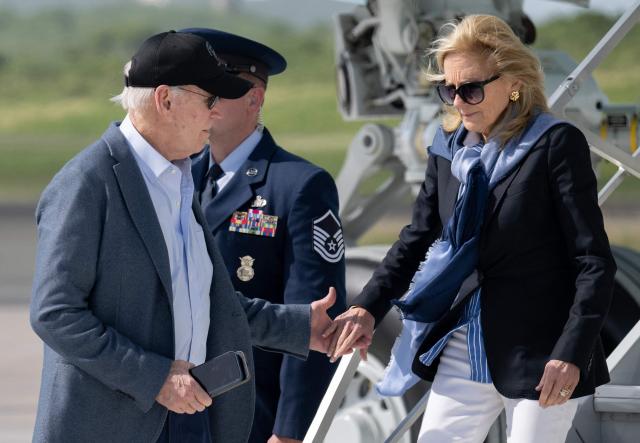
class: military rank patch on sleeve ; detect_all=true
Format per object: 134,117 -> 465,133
313,210 -> 345,263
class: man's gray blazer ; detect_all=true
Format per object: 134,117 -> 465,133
30,123 -> 311,443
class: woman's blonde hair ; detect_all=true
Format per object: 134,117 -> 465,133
425,14 -> 548,144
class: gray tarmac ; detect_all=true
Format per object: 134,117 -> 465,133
0,207 -> 40,442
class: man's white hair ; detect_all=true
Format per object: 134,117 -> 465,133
110,61 -> 183,111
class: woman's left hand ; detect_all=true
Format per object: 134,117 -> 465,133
535,359 -> 580,407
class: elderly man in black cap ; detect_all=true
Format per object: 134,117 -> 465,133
30,30 -> 338,443
183,28 -> 347,443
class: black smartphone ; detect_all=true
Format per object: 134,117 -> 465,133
189,351 -> 251,398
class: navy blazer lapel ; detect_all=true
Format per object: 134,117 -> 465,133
483,157 -> 526,228
192,147 -> 210,201
102,123 -> 174,301
204,130 -> 277,233
443,170 -> 461,221
483,114 -> 566,227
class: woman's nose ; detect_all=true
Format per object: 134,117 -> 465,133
453,92 -> 466,108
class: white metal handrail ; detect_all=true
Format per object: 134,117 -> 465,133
303,352 -> 362,443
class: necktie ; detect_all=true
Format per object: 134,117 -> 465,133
200,163 -> 225,203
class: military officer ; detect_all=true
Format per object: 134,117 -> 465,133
182,28 -> 347,443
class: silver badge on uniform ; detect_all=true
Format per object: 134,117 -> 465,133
237,256 -> 255,282
246,168 -> 258,177
312,210 -> 345,263
251,195 -> 267,208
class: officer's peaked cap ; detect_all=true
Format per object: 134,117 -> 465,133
179,28 -> 286,84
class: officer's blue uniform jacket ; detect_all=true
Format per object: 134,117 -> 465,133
192,128 -> 347,441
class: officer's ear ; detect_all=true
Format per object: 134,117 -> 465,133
248,86 -> 265,110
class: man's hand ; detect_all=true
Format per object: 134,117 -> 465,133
535,359 -> 580,408
309,287 -> 337,353
155,360 -> 212,414
323,306 -> 374,363
267,434 -> 301,443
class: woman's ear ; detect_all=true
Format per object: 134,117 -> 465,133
510,78 -> 523,93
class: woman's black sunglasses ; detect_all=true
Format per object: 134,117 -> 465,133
436,74 -> 501,105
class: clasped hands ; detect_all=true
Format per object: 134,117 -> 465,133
313,291 -> 376,362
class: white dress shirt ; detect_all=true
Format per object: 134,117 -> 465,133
120,115 -> 213,365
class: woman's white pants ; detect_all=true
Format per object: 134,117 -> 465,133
417,327 -> 582,443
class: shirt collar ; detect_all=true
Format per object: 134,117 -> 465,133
120,115 -> 174,178
209,128 -> 263,173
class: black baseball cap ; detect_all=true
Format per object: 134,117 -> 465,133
125,31 -> 252,99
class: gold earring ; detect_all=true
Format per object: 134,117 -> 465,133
510,90 -> 520,102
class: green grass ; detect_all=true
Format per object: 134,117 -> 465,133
0,134 -> 91,202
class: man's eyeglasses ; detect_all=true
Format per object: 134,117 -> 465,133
178,87 -> 219,109
436,75 -> 501,106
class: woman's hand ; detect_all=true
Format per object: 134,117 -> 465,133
535,359 -> 580,407
323,307 -> 375,363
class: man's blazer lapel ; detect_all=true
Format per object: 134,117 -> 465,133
102,123 -> 174,301
192,148 -> 209,202
203,131 -> 277,233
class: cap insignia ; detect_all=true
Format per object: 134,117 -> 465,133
205,41 -> 218,59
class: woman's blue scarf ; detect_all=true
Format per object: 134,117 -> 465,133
376,112 -> 567,397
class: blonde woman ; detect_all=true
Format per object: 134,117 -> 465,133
325,14 -> 615,443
